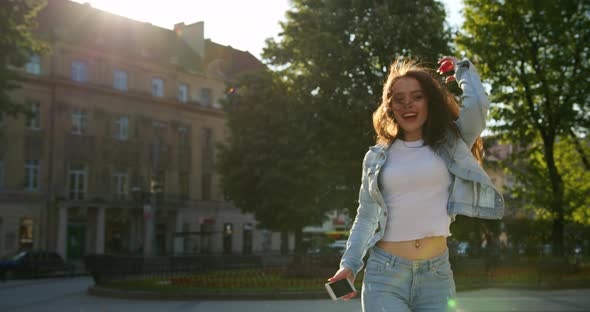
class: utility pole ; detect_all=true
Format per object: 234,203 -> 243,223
144,136 -> 160,256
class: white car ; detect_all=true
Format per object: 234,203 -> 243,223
328,240 -> 347,255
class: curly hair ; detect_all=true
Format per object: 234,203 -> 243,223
373,58 -> 483,163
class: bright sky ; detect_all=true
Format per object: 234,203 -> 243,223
71,0 -> 464,59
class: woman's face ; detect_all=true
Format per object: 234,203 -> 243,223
390,77 -> 428,141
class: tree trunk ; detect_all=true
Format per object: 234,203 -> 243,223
543,137 -> 565,257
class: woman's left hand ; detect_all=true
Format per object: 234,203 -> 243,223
437,56 -> 459,83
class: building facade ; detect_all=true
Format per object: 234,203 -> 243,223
0,0 -> 287,259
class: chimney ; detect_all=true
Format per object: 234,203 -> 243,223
174,21 -> 205,58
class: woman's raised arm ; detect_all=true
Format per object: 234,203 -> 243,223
438,56 -> 489,149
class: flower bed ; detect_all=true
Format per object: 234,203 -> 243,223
103,263 -> 590,294
106,267 -> 343,292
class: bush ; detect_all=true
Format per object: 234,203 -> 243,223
284,251 -> 340,278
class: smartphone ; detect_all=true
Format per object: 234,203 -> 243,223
325,278 -> 356,301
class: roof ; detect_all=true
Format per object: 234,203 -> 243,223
204,40 -> 266,80
34,0 -> 264,78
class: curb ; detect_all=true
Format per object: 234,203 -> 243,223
0,274 -> 89,290
88,285 -> 332,301
89,282 -> 590,301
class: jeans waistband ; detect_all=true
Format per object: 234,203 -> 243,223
370,245 -> 449,270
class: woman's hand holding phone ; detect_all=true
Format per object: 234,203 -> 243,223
327,267 -> 357,300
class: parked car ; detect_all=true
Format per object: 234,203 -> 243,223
0,250 -> 75,279
327,240 -> 347,255
306,240 -> 348,258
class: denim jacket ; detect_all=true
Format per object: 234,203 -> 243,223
339,59 -> 505,276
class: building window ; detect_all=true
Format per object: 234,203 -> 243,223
223,223 -> 233,254
25,55 -> 41,75
19,218 -> 33,248
112,172 -> 128,200
68,163 -> 87,200
200,88 -> 211,107
0,159 -> 3,190
243,223 -> 253,254
26,101 -> 40,130
213,98 -> 223,109
179,172 -> 189,200
153,169 -> 166,195
71,110 -> 88,135
262,230 -> 272,252
72,60 -> 88,82
115,116 -> 129,140
114,69 -> 128,91
178,84 -> 189,103
506,175 -> 516,189
152,78 -> 164,97
201,174 -> 211,201
4,232 -> 16,251
178,127 -> 189,146
201,127 -> 213,200
202,128 -> 213,153
24,160 -> 40,191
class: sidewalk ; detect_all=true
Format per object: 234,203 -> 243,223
455,288 -> 590,311
1,276 -> 589,312
87,287 -> 590,311
0,276 -> 74,290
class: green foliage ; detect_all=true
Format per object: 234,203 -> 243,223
451,215 -> 502,256
219,1 -> 454,247
217,70 -> 325,234
262,0 -> 452,218
457,0 -> 589,140
557,137 -> 590,225
503,217 -> 553,255
0,0 -> 48,117
457,0 -> 590,255
502,141 -> 554,216
503,137 -> 590,225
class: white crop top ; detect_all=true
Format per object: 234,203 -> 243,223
380,139 -> 452,242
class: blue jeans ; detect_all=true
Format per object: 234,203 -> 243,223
362,245 -> 456,312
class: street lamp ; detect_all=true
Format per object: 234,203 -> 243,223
131,135 -> 164,257
131,186 -> 156,257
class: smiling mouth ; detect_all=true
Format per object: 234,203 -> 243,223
402,112 -> 418,121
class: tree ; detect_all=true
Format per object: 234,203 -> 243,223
263,0 -> 452,219
0,0 -> 48,117
557,137 -> 590,227
457,0 -> 590,256
217,70 -> 325,253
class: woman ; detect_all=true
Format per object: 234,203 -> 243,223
329,56 -> 504,312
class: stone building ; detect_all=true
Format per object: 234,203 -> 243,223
0,0 -> 286,260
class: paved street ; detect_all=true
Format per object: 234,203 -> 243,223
0,276 -> 589,311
